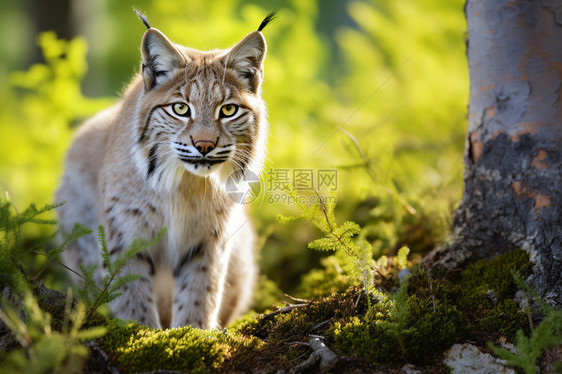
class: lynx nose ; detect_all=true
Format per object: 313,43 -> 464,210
194,140 -> 216,156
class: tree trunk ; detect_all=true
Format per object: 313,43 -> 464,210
26,0 -> 75,64
424,0 -> 562,305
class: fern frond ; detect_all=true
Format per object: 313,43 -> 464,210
280,189 -> 375,292
81,228 -> 166,323
396,246 -> 410,270
98,226 -> 112,274
276,214 -> 304,224
308,237 -> 339,252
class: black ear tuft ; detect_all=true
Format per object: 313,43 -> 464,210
133,7 -> 151,29
257,11 -> 277,32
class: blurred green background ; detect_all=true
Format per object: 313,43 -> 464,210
0,0 -> 467,305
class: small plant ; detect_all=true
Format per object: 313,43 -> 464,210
0,289 -> 106,374
488,270 -> 562,374
0,197 -> 94,294
0,198 -> 105,373
1,198 -> 57,280
78,226 -> 165,323
277,187 -> 375,294
0,196 -> 167,372
395,246 -> 410,270
385,274 -> 412,357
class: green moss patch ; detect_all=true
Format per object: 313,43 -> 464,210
99,320 -> 262,373
457,250 -> 532,340
328,290 -> 466,365
240,288 -> 362,342
408,250 -> 532,342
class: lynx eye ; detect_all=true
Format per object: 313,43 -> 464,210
172,102 -> 190,117
220,104 -> 238,118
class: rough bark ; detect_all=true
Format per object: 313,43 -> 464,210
424,0 -> 562,305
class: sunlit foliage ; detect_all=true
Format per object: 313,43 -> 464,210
0,0 -> 467,296
0,33 -> 111,213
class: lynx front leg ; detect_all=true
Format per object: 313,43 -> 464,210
108,254 -> 161,329
171,243 -> 230,329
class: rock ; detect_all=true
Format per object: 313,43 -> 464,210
443,343 -> 515,374
513,290 -> 528,310
398,268 -> 412,283
400,363 -> 421,374
486,289 -> 497,305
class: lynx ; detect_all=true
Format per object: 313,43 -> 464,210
55,11 -> 274,329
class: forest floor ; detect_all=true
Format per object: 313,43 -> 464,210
7,249 -> 558,373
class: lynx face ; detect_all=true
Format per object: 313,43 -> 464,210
133,26 -> 267,188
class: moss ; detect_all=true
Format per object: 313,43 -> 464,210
241,287 -> 362,342
402,295 -> 466,364
325,250 -> 532,367
327,294 -> 465,365
227,310 -> 260,331
29,250 -> 533,372
230,288 -> 372,372
459,249 -> 532,306
99,320 -> 262,373
329,316 -> 402,364
478,299 -> 528,338
457,250 -> 532,340
408,250 -> 532,341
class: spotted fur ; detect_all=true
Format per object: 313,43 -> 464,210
55,15 -> 273,329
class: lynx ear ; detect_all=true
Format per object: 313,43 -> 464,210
141,28 -> 183,90
225,31 -> 267,93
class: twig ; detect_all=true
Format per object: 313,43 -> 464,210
308,334 -> 325,340
308,336 -> 339,369
17,263 -> 30,280
375,268 -> 390,282
310,320 -> 331,332
32,250 -> 90,285
30,264 -> 49,283
313,186 -> 333,232
355,291 -> 362,308
282,336 -> 340,374
284,294 -> 310,303
262,304 -> 308,319
85,259 -> 129,323
430,279 -> 436,314
285,351 -> 320,374
285,341 -> 310,346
